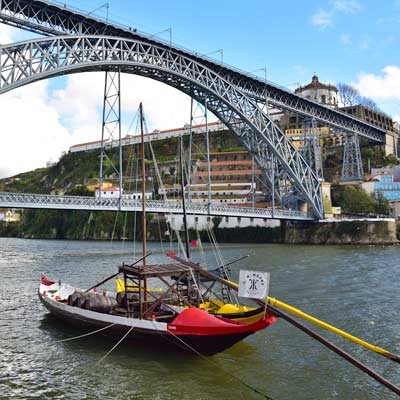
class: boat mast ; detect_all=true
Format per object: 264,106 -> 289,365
179,135 -> 190,259
140,102 -> 147,267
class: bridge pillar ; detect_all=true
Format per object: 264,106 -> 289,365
298,201 -> 308,214
300,118 -> 324,181
99,69 -> 123,207
341,133 -> 364,182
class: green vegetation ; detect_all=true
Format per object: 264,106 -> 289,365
332,185 -> 390,215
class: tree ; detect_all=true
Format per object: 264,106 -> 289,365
339,186 -> 376,214
337,82 -> 381,112
337,83 -> 360,107
358,96 -> 380,112
65,185 -> 94,197
374,192 -> 390,215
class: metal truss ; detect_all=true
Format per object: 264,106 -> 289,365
186,98 -> 212,210
300,118 -> 324,181
341,134 -> 364,181
0,192 -> 313,221
0,35 -> 323,218
99,70 -> 123,201
0,0 -> 385,143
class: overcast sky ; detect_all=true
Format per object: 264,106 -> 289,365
1,0 -> 399,178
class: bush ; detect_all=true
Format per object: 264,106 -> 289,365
336,185 -> 390,215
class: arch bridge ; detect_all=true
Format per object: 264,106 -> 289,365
0,34 -> 323,218
0,0 -> 386,220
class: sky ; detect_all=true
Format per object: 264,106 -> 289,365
0,0 -> 400,178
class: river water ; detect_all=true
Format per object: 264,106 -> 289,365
0,238 -> 399,400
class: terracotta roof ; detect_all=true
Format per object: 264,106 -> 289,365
70,139 -> 104,148
209,151 -> 248,155
199,160 -> 253,167
295,75 -> 337,93
97,186 -> 121,191
196,169 -> 261,176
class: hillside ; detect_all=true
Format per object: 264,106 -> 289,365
0,129 -> 244,240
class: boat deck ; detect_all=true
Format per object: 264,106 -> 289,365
119,262 -> 191,279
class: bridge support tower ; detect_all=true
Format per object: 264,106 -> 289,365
99,69 -> 123,206
341,133 -> 364,182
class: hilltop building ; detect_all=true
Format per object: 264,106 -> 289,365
188,151 -> 264,206
295,75 -> 338,108
341,105 -> 398,156
280,75 -> 338,131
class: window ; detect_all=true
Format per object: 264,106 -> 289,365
321,95 -> 326,103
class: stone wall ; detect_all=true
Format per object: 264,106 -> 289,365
282,219 -> 398,245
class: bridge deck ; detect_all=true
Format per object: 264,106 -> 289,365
0,0 -> 386,142
0,192 -> 314,221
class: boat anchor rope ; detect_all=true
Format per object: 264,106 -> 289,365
55,323 -> 117,343
150,320 -> 275,400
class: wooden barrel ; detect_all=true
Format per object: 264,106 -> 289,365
116,291 -> 138,307
68,291 -> 83,307
75,293 -> 88,308
83,293 -> 118,313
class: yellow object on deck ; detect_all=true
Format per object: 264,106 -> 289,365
115,278 -> 163,294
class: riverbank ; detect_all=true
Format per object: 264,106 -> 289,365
1,217 -> 398,245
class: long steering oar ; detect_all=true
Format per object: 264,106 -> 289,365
267,296 -> 400,364
170,255 -> 400,397
223,279 -> 400,364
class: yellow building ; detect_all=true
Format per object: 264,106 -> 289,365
285,126 -> 344,149
4,209 -> 21,223
86,180 -> 113,192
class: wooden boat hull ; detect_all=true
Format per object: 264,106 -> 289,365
39,291 -> 274,356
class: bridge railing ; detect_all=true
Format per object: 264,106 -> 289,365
0,192 -> 313,220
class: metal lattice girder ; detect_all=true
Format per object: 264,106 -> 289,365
0,192 -> 313,220
341,134 -> 364,181
300,118 -> 324,181
99,70 -> 123,197
0,35 -> 323,218
0,0 -> 386,143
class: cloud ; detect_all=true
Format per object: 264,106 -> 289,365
49,72 -> 192,142
311,0 -> 361,29
311,10 -> 333,27
0,81 -> 71,178
353,66 -> 400,100
359,37 -> 370,51
340,33 -> 352,45
331,0 -> 361,14
0,69 -> 194,178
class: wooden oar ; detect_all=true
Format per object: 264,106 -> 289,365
267,296 -> 400,364
171,255 -> 400,397
85,252 -> 152,292
222,278 -> 400,364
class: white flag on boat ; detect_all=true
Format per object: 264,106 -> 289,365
238,270 -> 270,300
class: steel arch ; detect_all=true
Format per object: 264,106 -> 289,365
0,0 -> 385,142
0,35 -> 323,218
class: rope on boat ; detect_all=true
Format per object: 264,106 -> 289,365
154,321 -> 274,400
55,323 -> 117,343
95,325 -> 135,366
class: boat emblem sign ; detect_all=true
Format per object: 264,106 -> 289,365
238,270 -> 270,299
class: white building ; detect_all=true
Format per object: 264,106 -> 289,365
95,186 -> 121,198
123,191 -> 153,200
295,75 -> 338,108
167,214 -> 279,231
